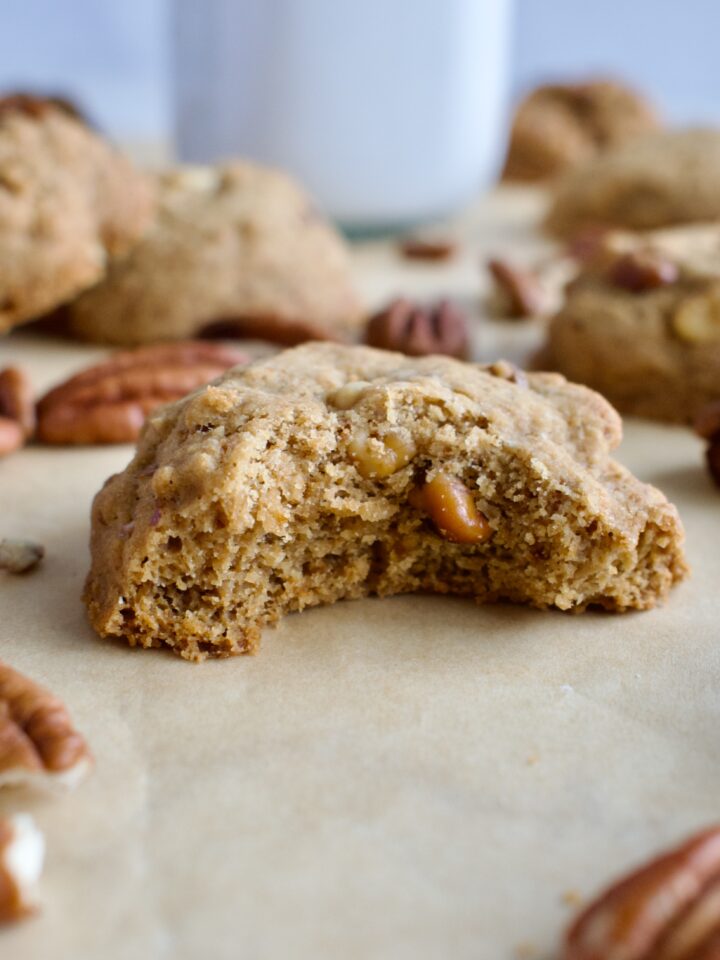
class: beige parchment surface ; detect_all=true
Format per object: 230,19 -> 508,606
1,190 -> 718,960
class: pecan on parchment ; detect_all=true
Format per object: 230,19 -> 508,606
0,366 -> 34,456
487,257 -> 547,319
199,314 -> 339,346
36,340 -> 248,445
0,815 -> 44,925
694,400 -> 720,488
0,659 -> 91,790
563,825 -> 720,960
365,297 -> 469,359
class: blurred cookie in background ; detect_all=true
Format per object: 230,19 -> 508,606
545,128 -> 720,237
0,93 -> 155,333
536,223 -> 720,423
61,162 -> 364,347
501,78 -> 660,183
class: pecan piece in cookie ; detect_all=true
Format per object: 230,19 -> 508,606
37,341 -> 248,445
0,659 -> 91,789
563,826 -> 720,960
365,298 -> 469,359
0,815 -> 44,925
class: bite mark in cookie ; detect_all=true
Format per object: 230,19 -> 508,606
84,343 -> 687,661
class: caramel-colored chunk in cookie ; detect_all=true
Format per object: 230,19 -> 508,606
502,79 -> 659,183
539,223 -> 720,422
84,343 -> 686,661
63,163 -> 363,346
0,96 -> 155,331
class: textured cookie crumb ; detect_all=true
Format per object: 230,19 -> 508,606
84,344 -> 688,661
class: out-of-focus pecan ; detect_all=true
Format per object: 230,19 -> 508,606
0,539 -> 44,574
365,298 -> 469,359
0,367 -> 35,439
36,341 -> 248,445
567,226 -> 612,264
0,418 -> 23,457
409,473 -> 492,544
563,825 -> 720,960
487,258 -> 546,318
694,400 -> 720,488
0,815 -> 44,925
199,314 -> 338,346
398,236 -> 457,261
607,250 -> 680,293
0,659 -> 91,789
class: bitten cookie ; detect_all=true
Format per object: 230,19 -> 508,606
84,343 -> 687,661
502,79 -> 659,182
545,129 -> 720,237
538,224 -> 720,423
63,163 -> 364,346
0,94 -> 155,332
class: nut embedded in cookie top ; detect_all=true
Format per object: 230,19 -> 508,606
83,342 -> 687,661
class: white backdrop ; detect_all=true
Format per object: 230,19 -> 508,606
0,0 -> 718,139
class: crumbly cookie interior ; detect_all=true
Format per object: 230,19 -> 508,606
84,345 -> 687,660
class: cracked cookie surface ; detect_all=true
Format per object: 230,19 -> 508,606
540,224 -> 720,422
84,343 -> 687,660
64,163 -> 363,346
0,97 -> 155,332
546,129 -> 720,237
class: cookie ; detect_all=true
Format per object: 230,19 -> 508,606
538,224 -> 720,422
84,343 -> 687,661
502,79 -> 659,183
545,129 -> 720,237
63,163 -> 364,346
0,95 -> 155,332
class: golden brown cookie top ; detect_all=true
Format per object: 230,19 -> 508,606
64,162 -> 363,347
502,79 -> 659,182
546,128 -> 720,236
0,99 -> 155,332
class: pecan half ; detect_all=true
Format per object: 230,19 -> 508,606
0,815 -> 44,925
607,250 -> 680,293
199,314 -> 338,346
0,660 -> 91,790
365,298 -> 469,359
0,418 -> 23,457
563,825 -> 720,960
694,401 -> 720,489
36,341 -> 248,445
487,258 -> 546,318
398,236 -> 457,262
0,367 -> 35,439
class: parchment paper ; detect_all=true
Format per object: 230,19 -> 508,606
1,189 -> 718,960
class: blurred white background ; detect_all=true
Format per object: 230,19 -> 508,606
0,0 -> 718,142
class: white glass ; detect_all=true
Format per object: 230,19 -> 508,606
172,0 -> 513,230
